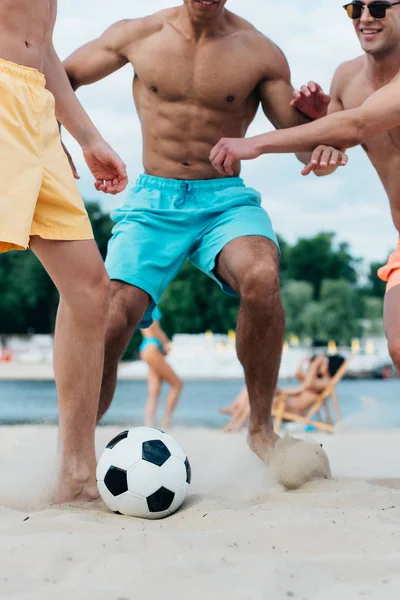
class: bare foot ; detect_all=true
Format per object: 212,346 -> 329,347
54,464 -> 99,504
247,429 -> 280,462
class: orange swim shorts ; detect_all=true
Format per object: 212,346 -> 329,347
377,238 -> 400,292
0,59 -> 93,253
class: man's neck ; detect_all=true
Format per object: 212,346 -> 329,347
178,6 -> 228,41
365,47 -> 400,84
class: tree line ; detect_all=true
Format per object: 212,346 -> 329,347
0,202 -> 387,357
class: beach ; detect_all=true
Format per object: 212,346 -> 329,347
1,425 -> 399,599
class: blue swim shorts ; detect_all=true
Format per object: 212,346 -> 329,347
105,175 -> 278,328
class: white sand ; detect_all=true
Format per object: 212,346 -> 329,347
1,426 -> 400,600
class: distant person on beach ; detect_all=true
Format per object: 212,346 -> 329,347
0,0 -> 127,504
220,354 -> 345,431
210,0 -> 400,376
63,0 -> 330,463
139,307 -> 183,429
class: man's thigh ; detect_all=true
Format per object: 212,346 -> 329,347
30,237 -> 106,296
105,213 -> 190,328
216,236 -> 280,294
190,199 -> 279,295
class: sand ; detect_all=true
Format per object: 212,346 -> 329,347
1,426 -> 400,600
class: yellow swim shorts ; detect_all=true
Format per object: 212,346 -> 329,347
377,238 -> 400,293
0,59 -> 93,253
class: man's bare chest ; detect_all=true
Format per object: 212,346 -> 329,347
129,35 -> 263,110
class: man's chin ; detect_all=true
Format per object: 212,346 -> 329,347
359,38 -> 389,56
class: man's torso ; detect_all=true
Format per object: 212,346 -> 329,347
121,9 -> 273,180
0,0 -> 54,70
338,56 -> 400,230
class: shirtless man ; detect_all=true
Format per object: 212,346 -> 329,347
0,0 -> 128,502
211,0 -> 400,374
63,0 -> 327,460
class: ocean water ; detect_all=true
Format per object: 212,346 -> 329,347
0,379 -> 400,430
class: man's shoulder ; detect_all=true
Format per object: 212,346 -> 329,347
333,56 -> 365,84
105,9 -> 171,48
227,12 -> 279,49
226,13 -> 286,69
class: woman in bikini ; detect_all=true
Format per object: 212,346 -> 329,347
140,307 -> 184,429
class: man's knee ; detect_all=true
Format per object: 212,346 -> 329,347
110,281 -> 150,331
238,262 -> 281,308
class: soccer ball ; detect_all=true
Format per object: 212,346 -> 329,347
96,427 -> 191,519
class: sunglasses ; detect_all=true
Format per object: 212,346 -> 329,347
344,1 -> 400,19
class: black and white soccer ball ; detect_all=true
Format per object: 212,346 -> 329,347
96,427 -> 191,519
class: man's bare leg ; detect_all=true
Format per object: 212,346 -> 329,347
383,283 -> 400,375
97,282 -> 149,422
216,236 -> 285,461
30,237 -> 110,503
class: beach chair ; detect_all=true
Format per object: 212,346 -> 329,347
272,357 -> 350,434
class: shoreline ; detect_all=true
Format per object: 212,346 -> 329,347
0,361 -> 396,382
0,362 -> 247,381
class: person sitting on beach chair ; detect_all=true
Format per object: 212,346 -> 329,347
273,353 -> 348,434
278,354 -> 344,416
220,354 -> 345,432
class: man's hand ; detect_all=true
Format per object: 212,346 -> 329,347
209,138 -> 261,176
62,142 -> 80,180
301,145 -> 348,176
82,139 -> 128,194
290,81 -> 331,120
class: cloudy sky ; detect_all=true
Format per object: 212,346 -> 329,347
55,0 -> 397,271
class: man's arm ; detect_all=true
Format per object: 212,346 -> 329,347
44,1 -> 127,193
63,20 -> 132,90
256,39 -> 344,176
210,38 -> 338,175
44,2 -> 103,146
257,40 -> 315,165
209,62 -> 356,176
303,63 -> 347,177
249,69 -> 400,155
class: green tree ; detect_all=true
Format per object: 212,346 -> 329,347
319,279 -> 362,344
160,261 -> 239,336
362,296 -> 384,337
365,261 -> 386,298
298,301 -> 327,342
281,280 -> 313,337
86,202 -> 113,260
276,234 -> 290,286
0,250 -> 57,334
287,233 -> 359,299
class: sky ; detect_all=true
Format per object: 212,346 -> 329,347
55,0 -> 398,272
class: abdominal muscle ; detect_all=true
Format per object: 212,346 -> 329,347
136,84 -> 255,180
0,0 -> 50,71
